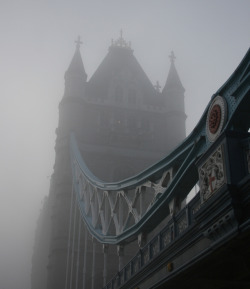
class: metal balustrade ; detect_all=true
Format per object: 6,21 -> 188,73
103,193 -> 201,288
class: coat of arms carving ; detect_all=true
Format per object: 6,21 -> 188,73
199,145 -> 226,203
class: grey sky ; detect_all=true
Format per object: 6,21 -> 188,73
0,1 -> 249,288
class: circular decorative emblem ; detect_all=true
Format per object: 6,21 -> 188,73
206,96 -> 227,142
209,104 -> 221,134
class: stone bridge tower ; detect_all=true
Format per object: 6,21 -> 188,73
32,34 -> 187,289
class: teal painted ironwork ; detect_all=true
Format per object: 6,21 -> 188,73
70,48 -> 250,244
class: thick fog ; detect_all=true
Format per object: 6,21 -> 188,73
0,1 -> 249,288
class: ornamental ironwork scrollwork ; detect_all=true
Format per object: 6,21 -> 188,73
132,255 -> 140,273
162,229 -> 171,247
151,239 -> 159,257
177,214 -> 188,235
142,248 -> 149,264
192,202 -> 201,215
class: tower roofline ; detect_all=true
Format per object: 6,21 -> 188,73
65,36 -> 87,81
162,51 -> 185,95
109,30 -> 133,52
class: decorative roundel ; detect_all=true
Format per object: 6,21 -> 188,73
206,95 -> 227,142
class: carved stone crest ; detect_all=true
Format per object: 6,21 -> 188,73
206,95 -> 227,142
198,145 -> 226,203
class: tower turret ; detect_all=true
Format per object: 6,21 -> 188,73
46,39 -> 88,289
44,40 -> 188,289
64,36 -> 87,99
162,51 -> 186,148
58,37 -> 87,137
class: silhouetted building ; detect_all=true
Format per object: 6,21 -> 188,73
31,33 -> 186,289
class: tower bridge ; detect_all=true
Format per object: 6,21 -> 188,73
31,36 -> 250,289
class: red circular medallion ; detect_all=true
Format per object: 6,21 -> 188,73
209,104 -> 221,134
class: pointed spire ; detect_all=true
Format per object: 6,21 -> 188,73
154,81 -> 161,92
162,51 -> 186,143
75,35 -> 82,50
63,37 -> 88,99
65,36 -> 87,81
162,51 -> 184,95
169,51 -> 176,64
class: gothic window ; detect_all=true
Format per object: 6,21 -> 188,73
114,85 -> 123,103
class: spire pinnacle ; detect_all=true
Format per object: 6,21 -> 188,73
110,30 -> 132,50
65,36 -> 87,82
169,51 -> 176,64
75,35 -> 82,50
162,51 -> 184,95
154,81 -> 161,92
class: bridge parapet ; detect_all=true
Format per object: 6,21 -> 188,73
103,131 -> 250,289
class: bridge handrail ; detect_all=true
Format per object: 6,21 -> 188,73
102,192 -> 202,288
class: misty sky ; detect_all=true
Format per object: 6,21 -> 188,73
0,1 -> 249,289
